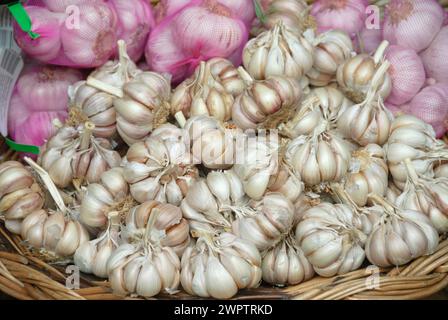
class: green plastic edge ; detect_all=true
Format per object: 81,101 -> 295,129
5,137 -> 40,154
253,0 -> 267,24
7,2 -> 40,39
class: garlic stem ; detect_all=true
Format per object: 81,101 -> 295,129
86,77 -> 124,98
117,39 -> 130,82
24,157 -> 67,214
80,122 -> 95,151
403,158 -> 420,184
174,111 -> 187,128
367,193 -> 395,213
373,40 -> 389,65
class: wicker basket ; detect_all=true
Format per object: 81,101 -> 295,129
1,0 -> 448,301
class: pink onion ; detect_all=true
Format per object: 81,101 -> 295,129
311,0 -> 368,37
146,0 -> 249,83
385,102 -> 409,117
354,23 -> 383,54
7,65 -> 82,148
385,45 -> 425,105
40,0 -> 103,12
421,26 -> 448,84
407,83 -> 448,138
383,0 -> 444,53
155,0 -> 255,26
109,0 -> 154,61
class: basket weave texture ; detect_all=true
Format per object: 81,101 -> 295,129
1,0 -> 448,301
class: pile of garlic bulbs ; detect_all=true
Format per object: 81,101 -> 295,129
2,7 -> 448,300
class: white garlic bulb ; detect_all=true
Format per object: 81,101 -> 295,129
385,115 -> 448,189
307,30 -> 353,86
394,159 -> 448,233
181,232 -> 262,299
232,193 -> 295,251
365,195 -> 439,267
38,123 -> 122,188
183,115 -> 240,170
285,127 -> 352,187
171,60 -> 243,122
342,144 -> 389,207
181,171 -> 245,233
264,165 -> 304,203
121,200 -> 191,256
232,68 -> 302,130
123,124 -> 197,205
115,71 -> 172,145
0,161 -> 44,234
337,41 -> 392,103
243,22 -> 314,80
251,0 -> 310,36
262,234 -> 314,286
21,210 -> 90,258
295,203 -> 367,277
74,222 -> 120,278
69,40 -> 139,138
80,167 -> 131,229
280,87 -> 353,138
107,243 -> 180,298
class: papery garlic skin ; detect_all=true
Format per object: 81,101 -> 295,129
115,72 -> 172,145
281,87 -> 353,138
336,43 -> 392,103
123,124 -> 197,205
384,115 -> 447,189
171,60 -> 244,122
343,144 -> 389,207
38,124 -> 122,188
232,193 -> 295,251
243,22 -> 314,80
285,130 -> 352,187
21,210 -> 89,258
107,243 -> 181,298
251,0 -> 310,36
365,209 -> 439,267
80,167 -> 130,229
232,72 -> 302,130
262,234 -> 314,286
181,233 -> 261,299
295,203 -> 367,277
69,41 -> 140,138
74,225 -> 119,278
0,162 -> 45,234
184,115 -> 239,170
121,201 -> 190,256
307,30 -> 353,87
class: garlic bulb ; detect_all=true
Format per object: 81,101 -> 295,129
232,193 -> 295,251
264,165 -> 304,203
107,243 -> 180,298
21,210 -> 90,258
285,126 -> 352,187
115,71 -> 172,145
243,22 -> 314,80
171,60 -> 244,122
181,232 -> 261,299
280,87 -> 353,137
38,123 -> 122,188
385,115 -> 448,189
307,30 -> 353,87
232,68 -> 302,130
121,201 -> 190,256
181,171 -> 246,233
342,144 -> 389,207
262,234 -> 314,286
295,203 -> 367,277
394,159 -> 448,233
183,115 -> 240,170
69,40 -> 139,138
251,0 -> 311,36
123,124 -> 197,205
74,221 -> 120,278
0,162 -> 44,234
80,167 -> 131,229
365,195 -> 439,267
337,41 -> 392,103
